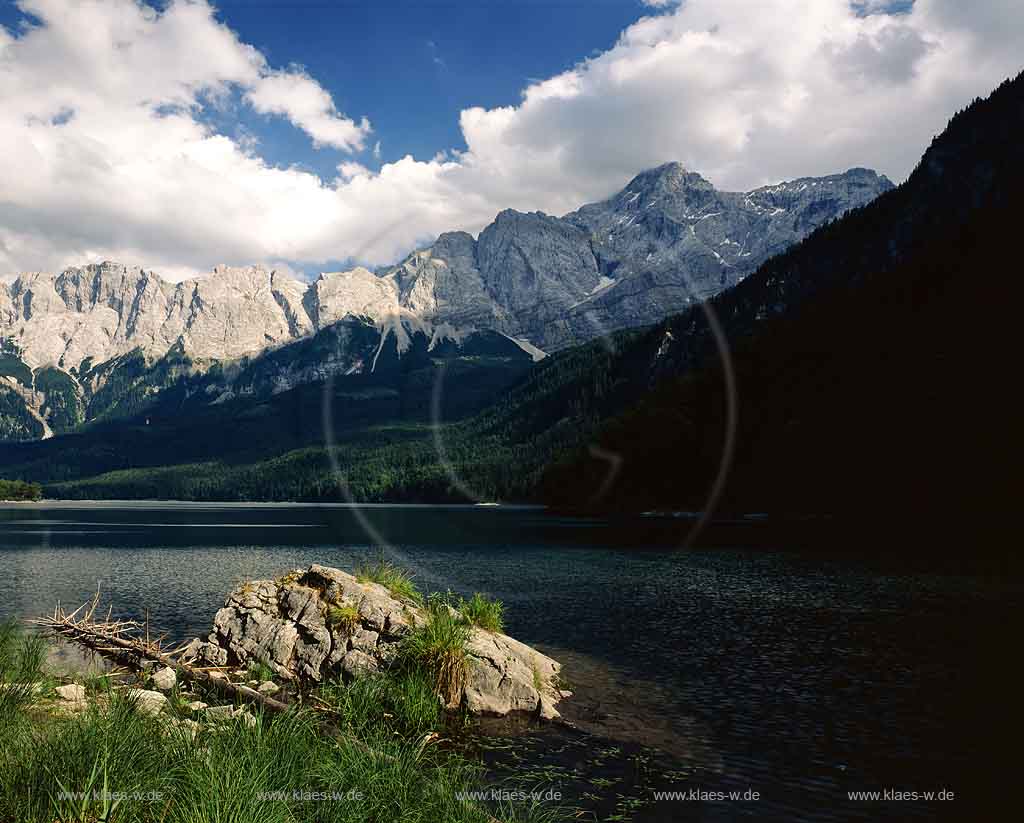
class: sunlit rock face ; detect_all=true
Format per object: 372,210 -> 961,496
1,262 -> 310,370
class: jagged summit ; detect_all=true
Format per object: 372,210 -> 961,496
618,161 -> 711,196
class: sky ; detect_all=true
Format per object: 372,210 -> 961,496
0,0 -> 1021,282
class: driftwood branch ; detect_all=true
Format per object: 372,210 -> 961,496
31,595 -> 290,714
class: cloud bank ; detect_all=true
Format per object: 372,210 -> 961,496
0,0 -> 1020,279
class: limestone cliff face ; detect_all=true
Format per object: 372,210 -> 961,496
1,263 -> 318,371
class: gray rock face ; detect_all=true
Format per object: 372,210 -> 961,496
377,163 -> 892,350
551,164 -> 893,348
477,210 -> 600,324
187,563 -> 563,718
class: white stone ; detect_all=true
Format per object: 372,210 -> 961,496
55,683 -> 86,701
150,667 -> 177,691
125,689 -> 167,716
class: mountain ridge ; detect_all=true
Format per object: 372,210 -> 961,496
0,163 -> 891,442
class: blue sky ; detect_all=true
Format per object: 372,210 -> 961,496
0,0 -> 1019,280
214,0 -> 648,176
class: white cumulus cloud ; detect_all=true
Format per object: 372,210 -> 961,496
0,0 -> 1021,280
246,69 -> 370,151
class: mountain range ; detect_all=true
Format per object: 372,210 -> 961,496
0,67 -> 1016,548
0,165 -> 890,441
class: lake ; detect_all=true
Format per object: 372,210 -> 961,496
0,502 -> 1016,821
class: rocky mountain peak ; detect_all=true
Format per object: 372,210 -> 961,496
432,230 -> 477,259
489,208 -> 558,231
621,162 -> 712,196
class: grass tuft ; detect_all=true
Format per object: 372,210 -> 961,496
246,660 -> 275,683
355,558 -> 422,604
327,603 -> 361,636
318,669 -> 442,741
399,601 -> 469,708
0,620 -> 45,725
458,592 -> 504,633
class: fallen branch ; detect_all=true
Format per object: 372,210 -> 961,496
31,594 -> 290,714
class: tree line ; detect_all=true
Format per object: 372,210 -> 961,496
0,478 -> 43,501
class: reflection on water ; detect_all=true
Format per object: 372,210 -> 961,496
0,503 -> 1018,821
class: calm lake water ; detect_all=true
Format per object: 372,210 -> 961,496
0,502 -> 1016,821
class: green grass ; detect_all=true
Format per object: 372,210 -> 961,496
327,603 -> 361,636
0,620 -> 46,728
354,557 -> 423,604
399,600 -> 470,708
317,669 -> 442,741
459,592 -> 504,633
0,622 -> 564,823
246,660 -> 275,683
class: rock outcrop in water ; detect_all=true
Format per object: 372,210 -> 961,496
185,563 -> 563,719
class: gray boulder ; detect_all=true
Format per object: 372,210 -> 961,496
125,688 -> 168,716
151,666 -> 177,691
190,563 -> 563,719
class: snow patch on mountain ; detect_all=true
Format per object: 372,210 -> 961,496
502,334 -> 547,363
